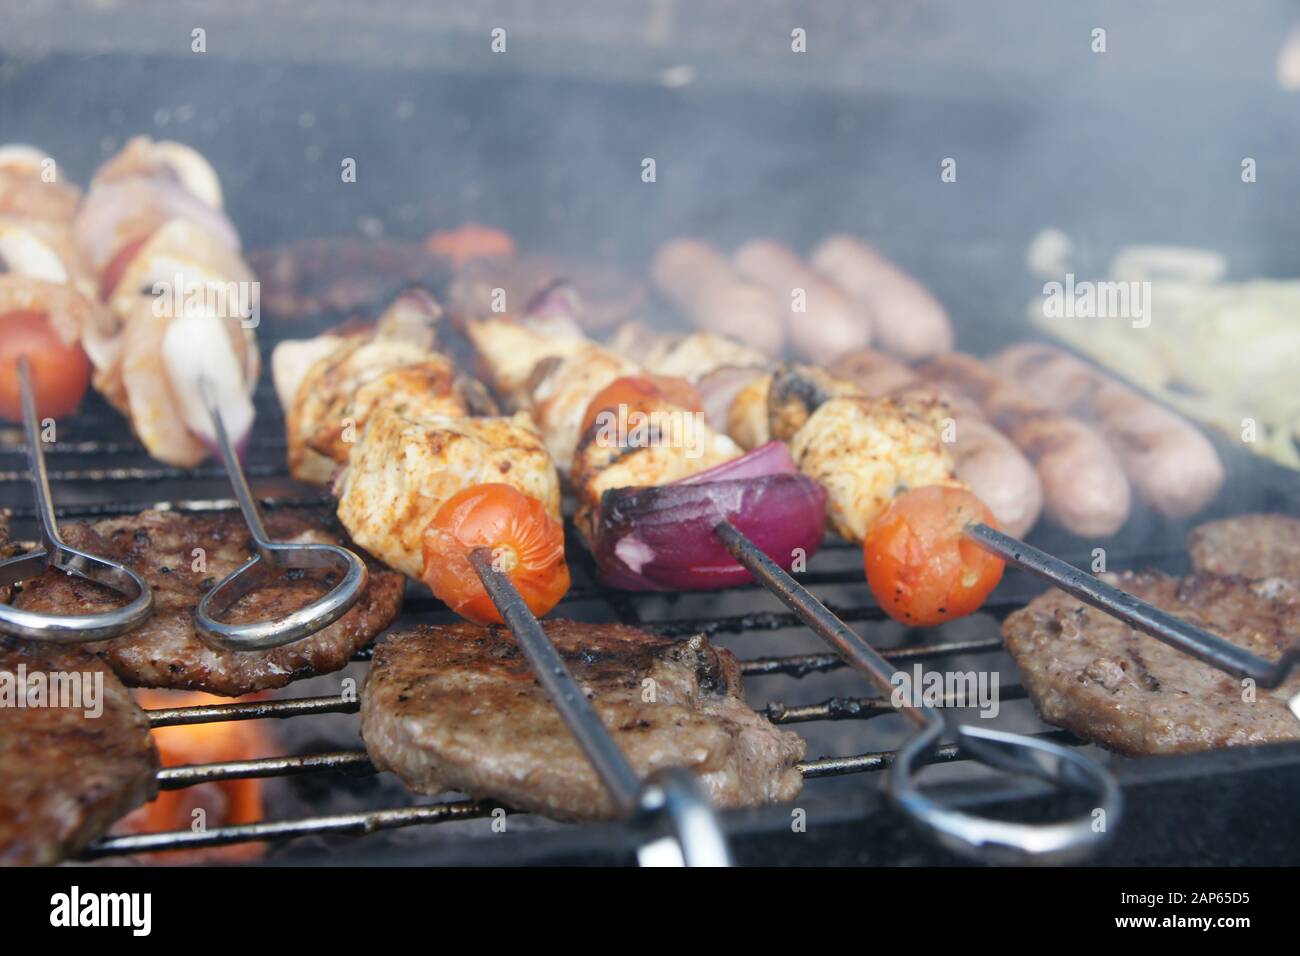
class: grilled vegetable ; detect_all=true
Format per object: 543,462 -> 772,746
592,442 -> 827,590
0,308 -> 90,420
864,486 -> 1004,627
421,483 -> 570,624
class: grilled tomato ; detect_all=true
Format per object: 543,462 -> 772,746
0,308 -> 91,422
421,483 -> 569,624
864,485 -> 1004,627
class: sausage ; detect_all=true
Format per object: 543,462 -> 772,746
831,348 -> 1044,537
920,353 -> 1131,537
810,235 -> 954,360
732,239 -> 871,363
991,343 -> 1225,518
651,238 -> 785,355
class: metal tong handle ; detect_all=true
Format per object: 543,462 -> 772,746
468,548 -> 733,867
0,359 -> 153,642
193,379 -> 367,651
714,520 -> 1121,864
967,522 -> 1300,688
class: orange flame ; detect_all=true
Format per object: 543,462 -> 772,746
119,689 -> 280,864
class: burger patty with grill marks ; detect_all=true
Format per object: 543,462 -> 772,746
1188,514 -> 1300,581
1003,570 -> 1300,755
362,620 -> 806,820
12,509 -> 404,697
0,638 -> 159,864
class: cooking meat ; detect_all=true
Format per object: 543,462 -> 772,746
0,639 -> 159,864
720,363 -> 962,542
12,509 -> 404,697
335,406 -> 562,579
609,322 -> 770,382
464,313 -> 592,411
609,323 -> 770,433
733,239 -> 872,362
0,511 -> 16,605
278,289 -> 470,484
71,139 -> 260,468
361,620 -> 806,820
789,390 -> 963,542
0,144 -> 82,222
1003,571 -> 1300,755
810,235 -> 954,360
651,238 -> 785,355
921,352 -> 1131,537
1188,514 -> 1300,581
992,342 -> 1224,518
829,348 -> 1044,537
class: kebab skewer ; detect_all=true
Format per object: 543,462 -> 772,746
464,294 -> 829,591
469,295 -> 1125,863
272,290 -> 734,863
616,324 -> 1292,689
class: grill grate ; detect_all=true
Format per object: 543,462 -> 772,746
0,386 -> 1116,862
3,331 -> 1276,866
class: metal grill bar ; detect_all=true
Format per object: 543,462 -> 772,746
765,686 -> 1028,724
86,729 -> 1085,858
158,751 -> 374,789
84,800 -> 498,858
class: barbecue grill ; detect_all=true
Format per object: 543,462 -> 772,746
2,0 -> 1300,866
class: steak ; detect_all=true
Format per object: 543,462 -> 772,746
1003,571 -> 1300,755
1189,514 -> 1300,581
361,620 -> 806,820
0,639 -> 159,864
13,509 -> 404,697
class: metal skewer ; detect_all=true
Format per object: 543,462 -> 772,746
714,519 -> 1122,864
468,547 -> 733,867
0,359 -> 153,642
966,522 -> 1299,688
194,378 -> 367,651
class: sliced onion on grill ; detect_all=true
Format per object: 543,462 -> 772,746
592,442 -> 827,590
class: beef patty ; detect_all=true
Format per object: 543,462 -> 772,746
0,639 -> 159,864
1189,514 -> 1300,581
1003,571 -> 1300,755
13,509 -> 404,697
361,620 -> 805,820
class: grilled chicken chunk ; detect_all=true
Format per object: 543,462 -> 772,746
468,316 -> 743,505
12,509 -> 404,696
362,620 -> 806,820
1003,571 -> 1300,755
464,314 -> 590,410
0,639 -> 159,864
732,364 -> 961,542
335,406 -> 562,579
1189,515 -> 1300,581
276,289 -> 470,484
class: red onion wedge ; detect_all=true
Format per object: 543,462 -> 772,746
592,442 -> 827,590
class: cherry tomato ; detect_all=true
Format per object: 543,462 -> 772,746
0,309 -> 92,422
864,486 -> 1005,627
422,483 -> 569,625
580,374 -> 703,436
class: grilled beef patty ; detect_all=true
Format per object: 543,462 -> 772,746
0,639 -> 159,864
13,509 -> 404,697
362,620 -> 805,820
1003,571 -> 1300,755
1189,514 -> 1300,581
